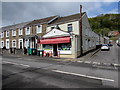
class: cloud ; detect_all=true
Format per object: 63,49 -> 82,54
2,2 -> 118,27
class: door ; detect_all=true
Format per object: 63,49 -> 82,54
19,39 -> 23,49
53,44 -> 58,56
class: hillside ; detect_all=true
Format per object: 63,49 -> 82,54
88,14 -> 120,36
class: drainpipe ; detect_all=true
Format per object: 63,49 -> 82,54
80,5 -> 83,56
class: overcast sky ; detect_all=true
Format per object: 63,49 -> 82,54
1,2 -> 119,27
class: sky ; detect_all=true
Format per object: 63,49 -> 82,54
1,1 -> 119,27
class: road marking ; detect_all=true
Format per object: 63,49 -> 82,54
19,64 -> 30,67
52,70 -> 114,82
3,61 -> 30,67
3,61 -> 18,65
84,61 -> 91,64
77,61 -> 83,63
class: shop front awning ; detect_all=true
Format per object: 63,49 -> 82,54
40,36 -> 71,44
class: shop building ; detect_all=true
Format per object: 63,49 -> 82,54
38,12 -> 100,58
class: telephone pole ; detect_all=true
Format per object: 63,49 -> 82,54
80,5 -> 83,56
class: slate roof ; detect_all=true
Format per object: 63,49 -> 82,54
1,21 -> 31,32
48,12 -> 86,26
25,16 -> 58,26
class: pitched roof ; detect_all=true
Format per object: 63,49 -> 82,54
25,16 -> 58,26
48,12 -> 86,26
1,21 -> 31,32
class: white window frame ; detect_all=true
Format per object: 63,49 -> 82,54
6,39 -> 10,49
18,39 -> 23,49
6,31 -> 9,37
12,30 -> 16,36
36,25 -> 42,34
26,27 -> 31,35
12,40 -> 16,48
1,41 -> 4,48
1,32 -> 4,38
67,24 -> 72,33
19,28 -> 23,35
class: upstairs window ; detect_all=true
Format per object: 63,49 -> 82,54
12,30 -> 16,36
19,28 -> 23,35
1,32 -> 4,38
67,24 -> 72,33
26,27 -> 30,35
6,31 -> 9,37
36,25 -> 42,33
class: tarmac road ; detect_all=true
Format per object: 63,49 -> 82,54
2,56 -> 119,89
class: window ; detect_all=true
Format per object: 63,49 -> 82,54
6,39 -> 9,49
26,27 -> 30,35
12,40 -> 16,47
36,25 -> 42,33
12,30 -> 16,36
58,43 -> 71,51
19,28 -> 23,35
67,24 -> 72,33
1,32 -> 4,38
6,31 -> 9,37
43,44 -> 52,50
1,41 -> 4,48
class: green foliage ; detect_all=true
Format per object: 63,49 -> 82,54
88,14 -> 120,36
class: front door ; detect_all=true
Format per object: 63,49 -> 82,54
53,44 -> 57,56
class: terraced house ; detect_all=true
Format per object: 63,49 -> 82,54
0,12 -> 100,58
0,16 -> 58,54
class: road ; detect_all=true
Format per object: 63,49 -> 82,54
81,43 -> 119,64
2,44 -> 119,89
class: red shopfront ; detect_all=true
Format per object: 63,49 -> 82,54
39,36 -> 72,56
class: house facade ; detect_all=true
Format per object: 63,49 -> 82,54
38,12 -> 100,58
0,16 -> 58,54
0,12 -> 101,58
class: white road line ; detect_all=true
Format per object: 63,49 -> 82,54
3,61 -> 30,67
19,64 -> 30,67
52,70 -> 114,82
3,61 -> 18,65
84,61 -> 91,64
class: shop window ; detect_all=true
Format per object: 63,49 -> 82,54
43,44 -> 52,50
58,43 -> 71,51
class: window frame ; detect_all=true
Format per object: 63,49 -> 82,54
12,40 -> 16,47
19,28 -> 23,35
12,29 -> 16,36
6,31 -> 9,37
1,41 -> 4,48
1,32 -> 4,38
67,24 -> 73,33
36,25 -> 42,34
26,27 -> 31,35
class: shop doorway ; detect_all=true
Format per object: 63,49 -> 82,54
53,44 -> 58,56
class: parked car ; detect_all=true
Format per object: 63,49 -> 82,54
101,44 -> 110,51
107,43 -> 113,47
